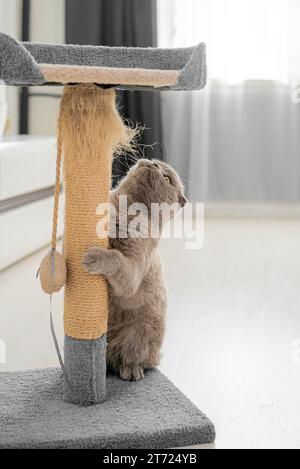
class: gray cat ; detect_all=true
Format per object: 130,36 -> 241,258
82,159 -> 187,381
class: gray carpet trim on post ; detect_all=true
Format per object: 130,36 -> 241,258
0,368 -> 215,449
0,33 -> 206,90
63,334 -> 107,406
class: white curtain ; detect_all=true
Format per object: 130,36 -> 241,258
158,0 -> 300,202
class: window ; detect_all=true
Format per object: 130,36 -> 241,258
158,0 -> 296,84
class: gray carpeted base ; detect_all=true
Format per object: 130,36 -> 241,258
0,368 -> 215,449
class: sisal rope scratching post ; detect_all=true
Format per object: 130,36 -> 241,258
60,85 -> 133,405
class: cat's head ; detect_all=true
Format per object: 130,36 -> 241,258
116,159 -> 188,211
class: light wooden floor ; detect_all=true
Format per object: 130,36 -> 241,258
1,217 -> 300,449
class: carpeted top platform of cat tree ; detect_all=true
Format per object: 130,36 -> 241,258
0,33 -> 206,90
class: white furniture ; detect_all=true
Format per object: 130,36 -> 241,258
0,136 -> 63,270
0,86 -> 7,140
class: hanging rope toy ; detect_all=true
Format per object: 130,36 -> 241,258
39,110 -> 67,294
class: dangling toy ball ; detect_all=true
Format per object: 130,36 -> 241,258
39,249 -> 67,294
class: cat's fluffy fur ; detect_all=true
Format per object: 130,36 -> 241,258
82,159 -> 187,381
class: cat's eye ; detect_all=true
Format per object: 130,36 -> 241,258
164,175 -> 172,184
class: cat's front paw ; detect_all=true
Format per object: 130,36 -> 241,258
82,246 -> 104,274
120,365 -> 144,381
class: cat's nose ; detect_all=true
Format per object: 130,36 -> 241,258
179,195 -> 188,207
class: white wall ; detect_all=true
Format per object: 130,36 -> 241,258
0,0 -> 22,135
0,0 -> 65,136
30,0 -> 65,44
29,0 -> 65,135
0,0 -> 21,38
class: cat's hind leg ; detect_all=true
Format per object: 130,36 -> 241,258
108,313 -> 164,381
108,323 -> 149,381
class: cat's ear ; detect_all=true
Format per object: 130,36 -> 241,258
179,195 -> 188,207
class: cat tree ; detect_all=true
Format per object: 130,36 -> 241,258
0,33 -> 215,448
